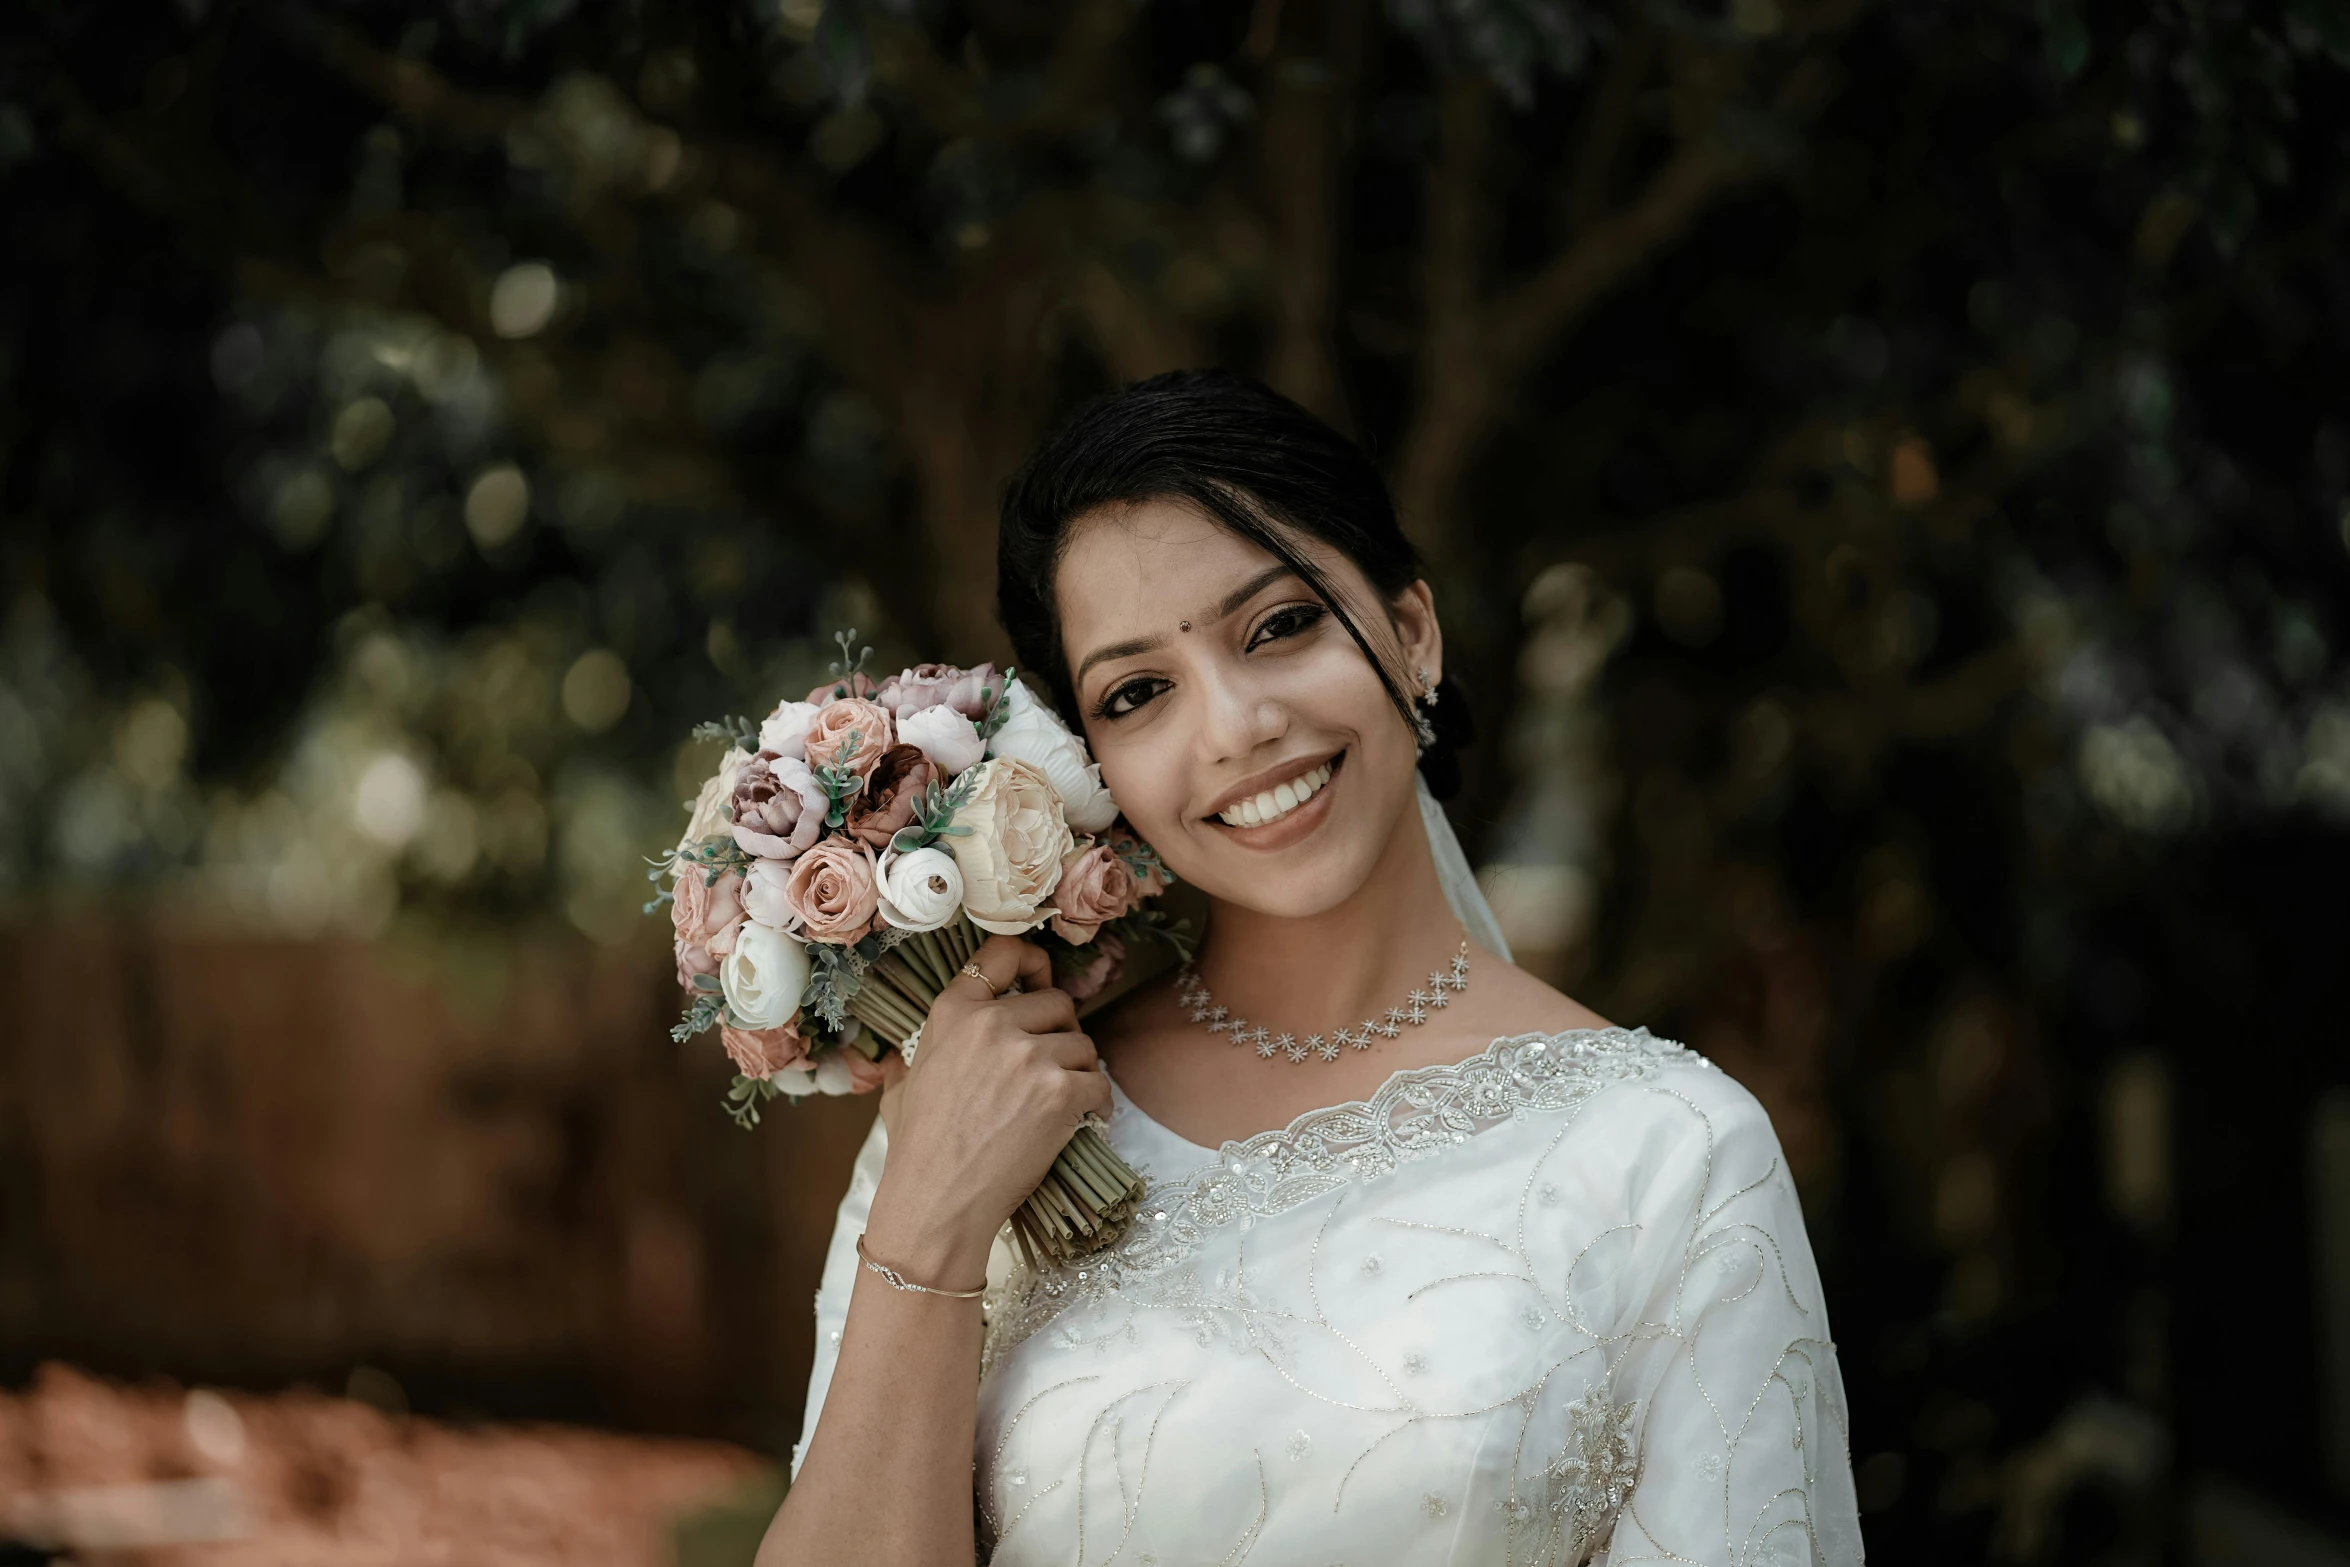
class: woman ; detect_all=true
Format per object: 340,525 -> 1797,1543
763,371 -> 1862,1565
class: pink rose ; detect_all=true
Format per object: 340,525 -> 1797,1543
845,745 -> 935,850
782,837 -> 881,943
731,754 -> 829,861
1048,841 -> 1141,944
805,698 -> 894,783
942,662 -> 1000,721
721,1019 -> 808,1077
1059,930 -> 1126,1003
671,869 -> 745,987
807,671 -> 879,705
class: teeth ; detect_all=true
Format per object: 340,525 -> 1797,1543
1219,762 -> 1333,828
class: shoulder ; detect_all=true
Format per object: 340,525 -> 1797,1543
1545,1034 -> 1790,1213
1445,948 -> 1614,1043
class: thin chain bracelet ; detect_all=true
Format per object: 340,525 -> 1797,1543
855,1234 -> 987,1299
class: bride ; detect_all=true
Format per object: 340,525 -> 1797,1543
761,370 -> 1862,1565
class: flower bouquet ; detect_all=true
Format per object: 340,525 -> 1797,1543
650,632 -> 1186,1268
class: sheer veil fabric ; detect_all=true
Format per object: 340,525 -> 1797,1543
794,779 -> 1863,1565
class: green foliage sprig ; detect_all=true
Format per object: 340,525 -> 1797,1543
724,1073 -> 786,1129
804,940 -> 867,1031
672,980 -> 732,1043
810,627 -> 874,703
888,764 -> 983,854
692,715 -> 761,752
977,667 -> 1017,742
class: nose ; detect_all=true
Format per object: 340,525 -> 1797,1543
1193,656 -> 1287,768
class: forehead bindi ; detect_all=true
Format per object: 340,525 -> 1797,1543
1056,502 -> 1280,655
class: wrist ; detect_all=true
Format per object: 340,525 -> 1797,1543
863,1187 -> 995,1290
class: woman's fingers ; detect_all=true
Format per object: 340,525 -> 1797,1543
998,987 -> 1079,1035
952,935 -> 1055,1004
1027,1028 -> 1099,1073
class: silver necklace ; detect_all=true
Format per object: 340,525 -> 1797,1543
1173,940 -> 1473,1063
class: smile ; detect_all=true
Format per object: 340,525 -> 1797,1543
1215,759 -> 1335,829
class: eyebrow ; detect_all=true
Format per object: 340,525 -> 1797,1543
1071,564 -> 1301,686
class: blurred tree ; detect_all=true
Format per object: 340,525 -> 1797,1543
4,0 -> 2350,1561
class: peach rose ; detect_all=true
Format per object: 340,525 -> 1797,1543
720,1019 -> 808,1077
805,697 -> 893,782
845,745 -> 935,850
671,868 -> 745,987
781,837 -> 881,942
1047,841 -> 1141,944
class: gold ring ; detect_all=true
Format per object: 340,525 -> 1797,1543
958,960 -> 1004,999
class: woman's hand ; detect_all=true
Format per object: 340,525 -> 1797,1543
862,935 -> 1110,1288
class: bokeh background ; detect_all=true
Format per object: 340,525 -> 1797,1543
4,0 -> 2349,1562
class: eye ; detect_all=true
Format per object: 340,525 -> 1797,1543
1247,601 -> 1326,651
1095,675 -> 1169,719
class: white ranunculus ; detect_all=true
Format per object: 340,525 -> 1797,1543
950,757 -> 1075,935
987,681 -> 1119,833
741,857 -> 795,929
719,920 -> 810,1030
876,845 -> 964,932
759,699 -> 821,761
897,702 -> 988,775
680,744 -> 755,850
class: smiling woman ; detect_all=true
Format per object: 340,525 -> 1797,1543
762,372 -> 1863,1567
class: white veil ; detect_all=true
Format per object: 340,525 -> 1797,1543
1418,771 -> 1511,964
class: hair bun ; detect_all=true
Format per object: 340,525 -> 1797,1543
1416,675 -> 1474,801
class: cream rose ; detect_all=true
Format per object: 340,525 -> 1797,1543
680,745 -> 755,851
875,845 -> 964,932
987,680 -> 1118,834
719,920 -> 810,1030
949,757 -> 1075,935
897,702 -> 986,775
758,699 -> 820,761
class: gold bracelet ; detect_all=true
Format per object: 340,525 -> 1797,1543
855,1234 -> 987,1299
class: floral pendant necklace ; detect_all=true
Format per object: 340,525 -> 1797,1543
1173,940 -> 1473,1063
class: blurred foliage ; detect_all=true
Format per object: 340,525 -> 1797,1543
4,0 -> 2350,1560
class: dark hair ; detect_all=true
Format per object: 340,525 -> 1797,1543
995,369 -> 1472,798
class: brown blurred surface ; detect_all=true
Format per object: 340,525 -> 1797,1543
0,922 -> 877,1446
0,1362 -> 769,1564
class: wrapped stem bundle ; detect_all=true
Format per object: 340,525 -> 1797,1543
844,914 -> 1147,1270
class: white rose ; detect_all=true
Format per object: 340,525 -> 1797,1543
680,745 -> 755,851
759,699 -> 821,761
987,681 -> 1119,833
897,702 -> 987,775
719,920 -> 810,1030
812,1055 -> 863,1095
875,845 -> 964,932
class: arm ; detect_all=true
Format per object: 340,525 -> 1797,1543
757,937 -> 1112,1567
1602,1078 -> 1864,1567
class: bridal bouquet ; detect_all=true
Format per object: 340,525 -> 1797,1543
649,632 -> 1183,1266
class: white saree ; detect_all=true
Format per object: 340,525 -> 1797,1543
796,1027 -> 1864,1565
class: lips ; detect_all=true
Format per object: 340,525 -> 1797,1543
1208,755 -> 1339,829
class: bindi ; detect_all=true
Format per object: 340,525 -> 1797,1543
1178,620 -> 1191,632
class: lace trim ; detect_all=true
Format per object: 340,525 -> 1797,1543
981,1026 -> 1709,1377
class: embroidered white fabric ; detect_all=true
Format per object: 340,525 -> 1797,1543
796,1029 -> 1863,1565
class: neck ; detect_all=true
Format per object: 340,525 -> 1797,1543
1196,782 -> 1464,1030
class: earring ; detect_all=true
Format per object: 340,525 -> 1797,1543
1413,666 -> 1440,754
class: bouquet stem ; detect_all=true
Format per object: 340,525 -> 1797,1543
845,915 -> 1146,1270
